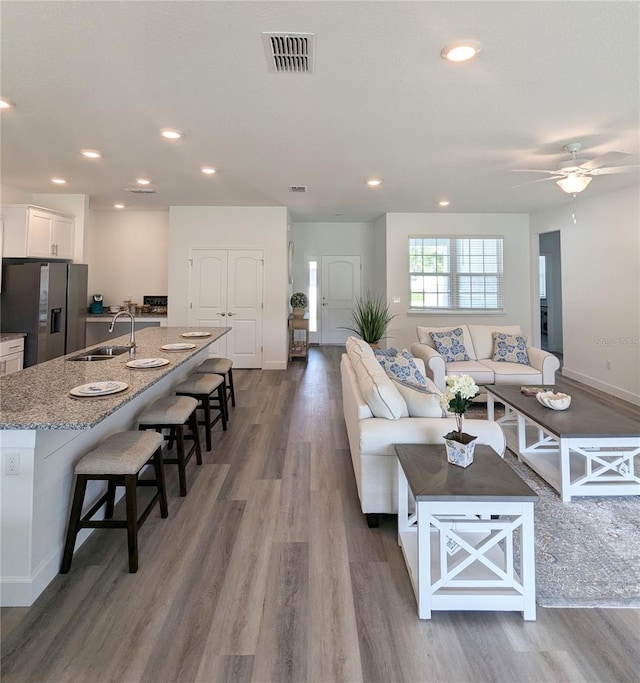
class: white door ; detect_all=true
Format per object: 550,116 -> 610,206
320,255 -> 361,345
189,248 -> 263,368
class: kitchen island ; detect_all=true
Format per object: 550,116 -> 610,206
0,326 -> 230,606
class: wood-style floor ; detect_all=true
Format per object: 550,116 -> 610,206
2,347 -> 638,683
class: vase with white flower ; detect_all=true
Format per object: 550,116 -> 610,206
440,374 -> 480,467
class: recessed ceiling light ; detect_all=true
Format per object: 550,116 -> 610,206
438,200 -> 451,207
136,178 -> 151,185
367,179 -> 382,187
161,129 -> 184,140
81,149 -> 102,159
201,167 -> 216,175
50,177 -> 67,185
441,40 -> 481,63
114,203 -> 125,209
0,97 -> 16,109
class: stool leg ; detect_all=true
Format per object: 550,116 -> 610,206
175,425 -> 188,497
203,396 -> 212,451
105,481 -> 117,519
228,369 -> 236,407
152,447 -> 169,518
189,411 -> 203,465
60,475 -> 88,574
124,474 -> 138,573
217,384 -> 228,431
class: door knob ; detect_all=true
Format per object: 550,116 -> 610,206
220,312 -> 226,316
227,312 -> 235,316
322,303 -> 328,306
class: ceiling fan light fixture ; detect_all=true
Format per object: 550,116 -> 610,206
556,174 -> 592,194
441,40 -> 481,63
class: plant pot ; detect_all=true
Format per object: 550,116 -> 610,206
444,434 -> 477,468
292,307 -> 306,318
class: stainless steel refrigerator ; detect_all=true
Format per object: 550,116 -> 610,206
1,260 -> 88,367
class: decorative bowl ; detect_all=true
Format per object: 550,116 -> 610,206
109,305 -> 121,313
536,391 -> 571,410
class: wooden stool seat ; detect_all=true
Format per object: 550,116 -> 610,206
60,431 -> 167,574
196,357 -> 236,419
175,373 -> 227,452
138,395 -> 202,497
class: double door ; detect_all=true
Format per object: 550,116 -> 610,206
189,249 -> 263,368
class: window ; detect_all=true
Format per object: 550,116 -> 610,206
539,255 -> 547,299
409,237 -> 503,310
308,260 -> 318,332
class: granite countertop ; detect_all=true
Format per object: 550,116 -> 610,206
0,326 -> 230,431
0,333 -> 27,343
85,314 -> 168,321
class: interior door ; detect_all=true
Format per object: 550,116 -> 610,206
320,255 -> 361,345
189,248 -> 263,368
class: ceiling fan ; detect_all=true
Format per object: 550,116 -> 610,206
512,142 -> 639,194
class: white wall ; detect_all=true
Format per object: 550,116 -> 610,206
383,212 -> 532,350
1,184 -> 31,204
85,210 -> 169,307
531,185 -> 640,404
168,206 -> 288,370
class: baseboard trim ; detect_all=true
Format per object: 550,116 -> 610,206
561,368 -> 640,406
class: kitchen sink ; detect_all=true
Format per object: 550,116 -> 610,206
67,345 -> 132,361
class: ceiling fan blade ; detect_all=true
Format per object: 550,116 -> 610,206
580,151 -> 630,170
511,175 -> 564,188
590,165 -> 640,175
510,169 -> 561,175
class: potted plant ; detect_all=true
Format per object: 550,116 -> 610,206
290,291 -> 308,318
439,374 -> 480,467
341,291 -> 396,346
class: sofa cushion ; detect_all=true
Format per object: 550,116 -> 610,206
446,360 -> 495,386
467,324 -> 523,360
492,332 -> 530,365
481,360 -> 543,385
392,381 -> 444,417
416,324 -> 477,360
353,355 -> 407,419
346,336 -> 375,365
374,349 -> 429,390
429,327 -> 471,362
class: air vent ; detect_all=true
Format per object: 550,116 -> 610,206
289,186 -> 307,193
124,187 -> 158,194
262,32 -> 315,73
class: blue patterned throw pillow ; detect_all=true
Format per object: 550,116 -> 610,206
375,349 -> 433,391
429,327 -> 470,363
492,332 -> 530,365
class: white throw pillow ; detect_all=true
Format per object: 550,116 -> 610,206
392,380 -> 444,417
353,356 -> 406,419
346,336 -> 375,365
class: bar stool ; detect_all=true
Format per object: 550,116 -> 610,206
195,357 -> 235,420
60,430 -> 167,574
138,395 -> 201,497
175,373 -> 227,452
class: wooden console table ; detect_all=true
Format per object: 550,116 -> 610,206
288,313 -> 309,362
395,443 -> 538,621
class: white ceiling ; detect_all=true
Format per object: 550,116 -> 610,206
1,1 -> 639,221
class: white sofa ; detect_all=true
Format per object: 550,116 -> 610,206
341,337 -> 506,527
410,324 -> 559,396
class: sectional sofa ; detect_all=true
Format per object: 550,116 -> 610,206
340,336 -> 506,526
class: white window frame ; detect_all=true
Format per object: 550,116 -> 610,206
409,236 -> 504,312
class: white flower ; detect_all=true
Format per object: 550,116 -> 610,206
444,374 -> 479,400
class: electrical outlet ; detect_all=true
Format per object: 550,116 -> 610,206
4,453 -> 20,476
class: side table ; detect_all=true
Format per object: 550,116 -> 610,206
395,444 -> 538,621
288,313 -> 309,362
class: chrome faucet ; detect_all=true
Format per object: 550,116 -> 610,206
109,310 -> 136,356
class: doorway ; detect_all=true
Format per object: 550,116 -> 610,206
539,231 -> 563,359
319,255 -> 361,345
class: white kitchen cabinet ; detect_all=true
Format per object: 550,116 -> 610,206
0,337 -> 25,376
1,205 -> 75,260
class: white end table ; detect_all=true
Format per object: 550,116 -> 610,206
396,444 -> 538,621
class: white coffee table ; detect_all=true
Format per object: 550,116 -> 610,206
487,385 -> 640,502
395,444 -> 538,621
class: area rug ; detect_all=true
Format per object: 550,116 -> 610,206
503,449 -> 640,608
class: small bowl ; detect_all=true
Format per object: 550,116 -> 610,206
109,306 -> 121,313
536,391 -> 571,410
